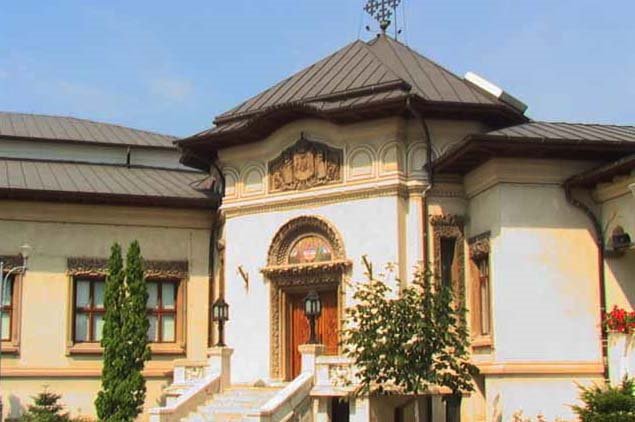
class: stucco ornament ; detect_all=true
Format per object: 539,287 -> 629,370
268,136 -> 343,192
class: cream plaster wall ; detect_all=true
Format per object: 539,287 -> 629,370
223,195 -> 403,383
0,201 -> 213,420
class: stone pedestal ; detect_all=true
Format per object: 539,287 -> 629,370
207,347 -> 234,389
299,343 -> 325,374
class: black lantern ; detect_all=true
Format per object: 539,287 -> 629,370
303,290 -> 322,344
211,297 -> 229,347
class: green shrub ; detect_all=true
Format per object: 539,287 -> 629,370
572,378 -> 635,421
19,389 -> 70,422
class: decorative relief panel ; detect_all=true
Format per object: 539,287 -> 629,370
468,232 -> 491,261
222,167 -> 239,199
67,257 -> 188,279
430,214 -> 465,300
379,142 -> 404,175
0,255 -> 22,273
242,165 -> 266,196
268,137 -> 342,193
348,146 -> 375,180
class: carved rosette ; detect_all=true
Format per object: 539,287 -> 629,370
67,257 -> 188,279
468,232 -> 491,261
268,137 -> 342,193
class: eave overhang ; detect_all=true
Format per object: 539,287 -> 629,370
177,95 -> 527,171
432,134 -> 635,175
0,188 -> 220,210
565,154 -> 635,188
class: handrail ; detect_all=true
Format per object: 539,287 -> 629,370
149,374 -> 220,422
249,372 -> 314,420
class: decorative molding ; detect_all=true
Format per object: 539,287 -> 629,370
222,179 -> 413,218
268,136 -> 343,193
468,232 -> 491,261
475,361 -> 604,376
266,216 -> 346,267
2,367 -> 173,378
66,257 -> 189,279
264,215 -> 348,380
431,214 -> 465,300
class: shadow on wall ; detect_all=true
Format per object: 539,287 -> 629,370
8,394 -> 26,420
606,251 -> 635,307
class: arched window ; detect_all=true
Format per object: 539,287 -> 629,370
288,236 -> 333,264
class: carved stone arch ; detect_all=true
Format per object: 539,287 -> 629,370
263,215 -> 350,381
378,141 -> 405,175
347,144 -> 377,181
221,166 -> 240,199
267,215 -> 346,266
240,163 -> 266,196
406,142 -> 428,176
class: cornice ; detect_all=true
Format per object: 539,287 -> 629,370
464,159 -> 597,199
476,361 -> 603,376
222,178 -> 427,218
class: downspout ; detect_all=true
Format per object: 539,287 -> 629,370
564,182 -> 609,381
208,159 -> 226,347
406,96 -> 435,422
406,96 -> 434,267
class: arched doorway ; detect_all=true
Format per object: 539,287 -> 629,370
262,216 -> 351,381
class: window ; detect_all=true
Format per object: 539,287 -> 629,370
73,278 -> 105,343
147,280 -> 177,343
1,275 -> 14,341
475,258 -> 491,336
288,236 -> 333,264
440,237 -> 457,287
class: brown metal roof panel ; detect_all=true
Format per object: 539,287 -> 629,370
137,168 -> 183,197
570,124 -> 633,142
6,160 -> 28,189
20,161 -> 46,191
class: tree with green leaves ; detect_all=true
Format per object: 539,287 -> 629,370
19,388 -> 70,422
342,257 -> 477,420
95,241 -> 150,422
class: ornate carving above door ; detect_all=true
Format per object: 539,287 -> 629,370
268,136 -> 343,193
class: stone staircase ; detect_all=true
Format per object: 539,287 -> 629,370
182,385 -> 284,422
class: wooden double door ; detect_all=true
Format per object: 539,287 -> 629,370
286,288 -> 339,379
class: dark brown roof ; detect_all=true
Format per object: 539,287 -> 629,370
566,154 -> 635,188
178,35 -> 527,163
0,112 -> 177,149
0,158 -> 217,209
433,122 -> 635,174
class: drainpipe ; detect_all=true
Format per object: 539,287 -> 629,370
564,183 -> 609,381
406,96 -> 435,422
406,97 -> 434,268
208,160 -> 226,347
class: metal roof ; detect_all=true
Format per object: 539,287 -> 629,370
485,122 -> 635,143
432,121 -> 635,174
178,35 -> 525,157
0,112 -> 177,149
215,35 -> 503,124
0,158 -> 216,208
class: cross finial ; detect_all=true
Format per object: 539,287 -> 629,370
364,0 -> 401,33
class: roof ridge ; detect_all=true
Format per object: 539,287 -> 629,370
0,110 -> 177,139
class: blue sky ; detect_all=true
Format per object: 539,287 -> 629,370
1,1 -> 633,136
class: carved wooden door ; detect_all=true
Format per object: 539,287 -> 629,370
287,289 -> 338,380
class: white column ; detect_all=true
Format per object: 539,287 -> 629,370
299,343 -> 325,374
207,346 -> 234,389
349,396 -> 371,422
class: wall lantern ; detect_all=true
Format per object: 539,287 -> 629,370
211,297 -> 229,347
303,290 -> 322,344
611,226 -> 632,251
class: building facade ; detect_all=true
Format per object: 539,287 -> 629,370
1,34 -> 635,422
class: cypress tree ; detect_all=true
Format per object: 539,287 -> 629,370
120,240 -> 151,420
95,241 -> 150,421
95,243 -> 126,421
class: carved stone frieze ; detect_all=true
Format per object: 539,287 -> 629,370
268,136 -> 342,193
67,257 -> 188,279
468,232 -> 491,261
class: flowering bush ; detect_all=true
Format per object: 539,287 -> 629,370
341,257 -> 477,396
604,306 -> 635,334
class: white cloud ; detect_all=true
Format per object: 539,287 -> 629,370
149,77 -> 193,103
